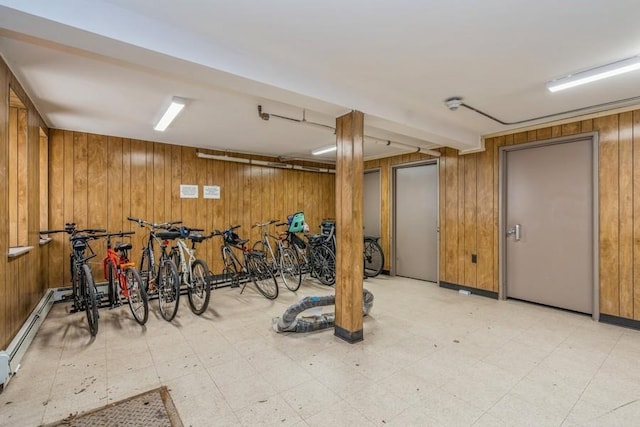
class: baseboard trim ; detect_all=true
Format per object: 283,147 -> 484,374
600,314 -> 640,331
439,281 -> 499,300
334,326 -> 363,343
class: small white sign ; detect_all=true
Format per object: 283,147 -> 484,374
203,185 -> 221,199
180,184 -> 198,199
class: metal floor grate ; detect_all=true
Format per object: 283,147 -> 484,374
44,386 -> 183,427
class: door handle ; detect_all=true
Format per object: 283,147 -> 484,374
507,224 -> 521,241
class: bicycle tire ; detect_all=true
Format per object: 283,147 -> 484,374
158,257 -> 180,321
313,245 -> 336,286
139,248 -> 153,294
279,246 -> 302,291
222,246 -> 239,288
363,239 -> 385,278
247,254 -> 279,299
188,259 -> 211,315
106,259 -> 118,306
82,264 -> 100,336
125,267 -> 148,325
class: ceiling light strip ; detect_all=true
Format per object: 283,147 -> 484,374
546,56 -> 640,92
154,96 -> 186,131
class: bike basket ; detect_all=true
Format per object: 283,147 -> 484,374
287,211 -> 305,233
224,231 -> 241,245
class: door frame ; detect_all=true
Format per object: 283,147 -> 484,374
498,132 -> 599,320
391,159 -> 440,279
364,167 -> 382,238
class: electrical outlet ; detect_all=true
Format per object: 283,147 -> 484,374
471,254 -> 477,263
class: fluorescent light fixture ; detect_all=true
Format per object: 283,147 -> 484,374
546,56 -> 640,92
311,145 -> 337,155
154,96 -> 186,131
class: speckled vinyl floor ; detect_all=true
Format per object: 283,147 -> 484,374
2,276 -> 640,426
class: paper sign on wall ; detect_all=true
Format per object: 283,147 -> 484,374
203,185 -> 221,199
180,184 -> 198,199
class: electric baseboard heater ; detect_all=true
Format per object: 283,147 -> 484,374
0,289 -> 56,393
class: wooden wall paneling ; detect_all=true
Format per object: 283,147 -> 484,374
73,132 -> 88,229
121,139 -> 132,231
17,108 -> 28,247
107,137 -> 123,234
180,147 -> 197,228
170,144 -> 181,222
39,131 -> 49,233
444,148 -> 459,283
582,119 -> 593,133
562,122 -> 581,136
551,125 -> 562,138
438,154 -> 446,281
0,65 -> 8,347
145,142 -> 154,224
153,143 -> 166,225
492,136 -> 504,293
527,130 -> 537,142
457,153 -> 465,284
619,112 -> 634,319
130,139 -> 148,255
48,131 -> 64,287
536,127 -> 552,141
634,111 -> 640,320
87,134 -> 107,230
249,165 -> 261,241
62,131 -> 74,285
476,139 -> 494,291
513,132 -> 527,145
8,108 -> 17,247
595,115 -> 620,316
464,153 -> 477,287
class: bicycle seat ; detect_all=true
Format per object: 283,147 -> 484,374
234,238 -> 249,246
189,233 -> 206,243
308,234 -> 326,245
115,242 -> 132,251
156,231 -> 181,240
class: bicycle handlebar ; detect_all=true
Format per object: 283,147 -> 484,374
127,216 -> 182,230
252,219 -> 279,228
40,227 -> 106,235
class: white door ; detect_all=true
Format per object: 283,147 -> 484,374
505,139 -> 593,314
394,163 -> 438,281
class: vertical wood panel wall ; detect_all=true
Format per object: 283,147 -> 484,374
366,109 -> 640,321
46,130 -> 336,287
0,59 -> 48,349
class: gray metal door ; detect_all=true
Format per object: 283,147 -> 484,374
394,163 -> 438,281
363,170 -> 381,237
505,139 -> 593,314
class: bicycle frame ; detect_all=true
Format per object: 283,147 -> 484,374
172,238 -> 196,283
102,233 -> 135,305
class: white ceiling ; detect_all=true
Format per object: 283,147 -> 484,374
1,0 -> 640,162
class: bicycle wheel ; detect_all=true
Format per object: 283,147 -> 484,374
158,257 -> 180,321
188,259 -> 211,315
247,255 -> 279,299
363,239 -> 385,278
222,246 -> 239,288
125,267 -> 148,325
106,259 -> 118,306
279,246 -> 302,291
313,245 -> 336,286
139,248 -> 153,293
82,264 -> 100,336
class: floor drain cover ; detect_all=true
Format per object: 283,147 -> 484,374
45,386 -> 183,427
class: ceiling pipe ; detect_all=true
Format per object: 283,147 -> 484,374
445,95 -> 640,126
257,105 -> 441,157
195,151 -> 335,173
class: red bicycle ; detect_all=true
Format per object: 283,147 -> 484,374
102,231 -> 148,325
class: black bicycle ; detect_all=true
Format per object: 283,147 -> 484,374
363,236 -> 384,278
128,217 -> 181,321
41,223 -> 106,336
214,225 -> 279,299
